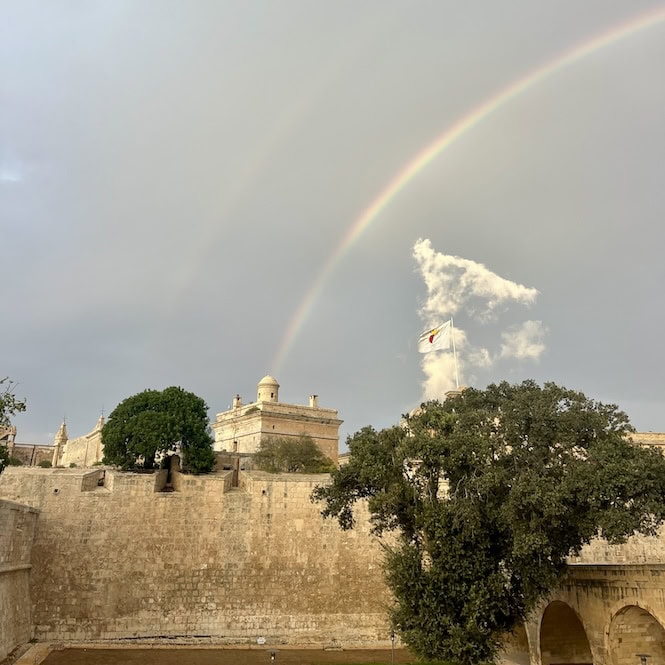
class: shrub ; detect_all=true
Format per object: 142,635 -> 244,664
254,435 -> 336,473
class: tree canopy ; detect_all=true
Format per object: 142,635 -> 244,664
0,377 -> 26,427
312,380 -> 665,664
0,377 -> 26,473
253,435 -> 336,473
102,386 -> 215,473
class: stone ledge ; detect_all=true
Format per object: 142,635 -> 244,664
0,563 -> 31,575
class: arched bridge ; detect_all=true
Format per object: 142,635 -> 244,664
502,563 -> 665,664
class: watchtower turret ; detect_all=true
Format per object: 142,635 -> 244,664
52,420 -> 68,466
257,375 -> 279,403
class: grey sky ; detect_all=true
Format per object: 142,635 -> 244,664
2,1 -> 664,445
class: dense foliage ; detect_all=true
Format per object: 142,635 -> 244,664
102,386 -> 215,473
253,435 -> 336,473
0,377 -> 26,427
313,381 -> 665,664
0,377 -> 26,473
0,445 -> 8,473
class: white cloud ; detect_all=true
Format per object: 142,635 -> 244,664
413,239 -> 545,400
421,351 -> 463,401
412,238 -> 538,323
500,320 -> 547,360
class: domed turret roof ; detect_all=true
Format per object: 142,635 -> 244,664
54,420 -> 68,443
258,375 -> 279,386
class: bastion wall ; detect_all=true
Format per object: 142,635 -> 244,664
0,498 -> 39,661
0,467 -> 390,645
58,427 -> 103,468
5,443 -> 53,467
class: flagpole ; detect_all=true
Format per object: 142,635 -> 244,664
451,317 -> 459,389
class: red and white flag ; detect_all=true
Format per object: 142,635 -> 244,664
418,320 -> 451,353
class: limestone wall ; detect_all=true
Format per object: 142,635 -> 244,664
59,429 -> 103,468
6,443 -> 53,467
570,529 -> 665,565
0,498 -> 39,661
258,411 -> 339,462
212,400 -> 341,464
0,468 -> 390,645
529,564 -> 665,664
632,432 -> 665,448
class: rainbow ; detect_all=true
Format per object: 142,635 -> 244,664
271,7 -> 665,375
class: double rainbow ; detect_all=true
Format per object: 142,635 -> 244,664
272,8 -> 665,374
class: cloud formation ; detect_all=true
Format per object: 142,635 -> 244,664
413,238 -> 545,400
500,320 -> 547,360
413,238 -> 538,320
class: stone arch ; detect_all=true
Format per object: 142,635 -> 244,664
607,603 -> 665,665
539,600 -> 593,665
500,622 -> 531,665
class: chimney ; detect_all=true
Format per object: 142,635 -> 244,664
309,394 -> 318,408
233,394 -> 242,408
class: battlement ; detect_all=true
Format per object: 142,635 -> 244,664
3,430 -> 665,657
0,467 -> 387,645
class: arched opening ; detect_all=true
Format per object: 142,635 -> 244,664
540,601 -> 592,665
500,622 -> 530,665
608,604 -> 665,665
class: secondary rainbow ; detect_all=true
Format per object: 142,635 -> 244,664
272,7 -> 665,375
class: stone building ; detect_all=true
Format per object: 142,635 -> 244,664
0,425 -> 16,446
211,376 -> 342,464
51,416 -> 104,468
0,418 -> 104,469
1,424 -> 53,467
3,416 -> 665,661
3,377 -> 343,470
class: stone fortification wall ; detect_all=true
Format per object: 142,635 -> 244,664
52,417 -> 104,468
0,468 -> 389,645
6,443 -> 53,467
560,432 -> 665,567
632,432 -> 665,447
257,408 -> 340,462
213,401 -> 341,463
0,498 -> 39,661
570,529 -> 665,565
59,429 -> 103,468
531,564 -> 665,664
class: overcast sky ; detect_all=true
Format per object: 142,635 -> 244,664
3,1 -> 664,446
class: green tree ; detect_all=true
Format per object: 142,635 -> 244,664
0,445 -> 8,473
312,381 -> 665,664
102,386 -> 215,473
0,377 -> 26,427
253,435 -> 336,473
0,377 -> 26,473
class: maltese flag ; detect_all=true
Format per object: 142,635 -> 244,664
418,320 -> 451,353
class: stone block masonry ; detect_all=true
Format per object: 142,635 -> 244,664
0,467 -> 390,646
0,498 -> 39,661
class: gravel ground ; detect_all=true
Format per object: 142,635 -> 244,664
40,647 -> 415,665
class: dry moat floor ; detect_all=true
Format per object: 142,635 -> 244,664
40,648 -> 415,665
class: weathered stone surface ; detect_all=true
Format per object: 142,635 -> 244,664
5,431 -> 665,663
211,378 -> 342,463
528,564 -> 665,664
0,468 -> 389,646
0,499 -> 38,661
